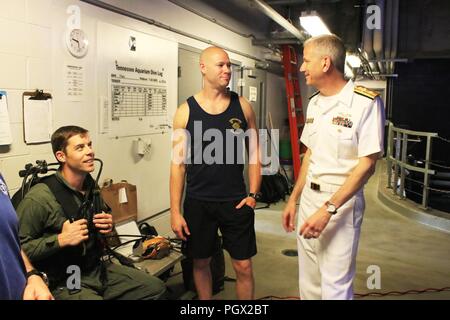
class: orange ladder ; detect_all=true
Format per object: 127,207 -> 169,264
281,44 -> 306,180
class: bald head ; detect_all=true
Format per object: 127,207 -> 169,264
200,46 -> 229,65
199,46 -> 231,88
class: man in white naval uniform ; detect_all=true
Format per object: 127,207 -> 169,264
282,34 -> 385,300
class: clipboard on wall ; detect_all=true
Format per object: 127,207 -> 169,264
22,90 -> 53,144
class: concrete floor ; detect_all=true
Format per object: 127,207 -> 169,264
166,161 -> 450,300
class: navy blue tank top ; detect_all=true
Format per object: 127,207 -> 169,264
185,91 -> 248,201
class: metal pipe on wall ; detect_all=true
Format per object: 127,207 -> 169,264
384,0 -> 392,69
373,0 -> 385,75
389,0 -> 399,75
362,0 -> 376,77
255,61 -> 284,75
266,0 -> 307,5
80,0 -> 263,62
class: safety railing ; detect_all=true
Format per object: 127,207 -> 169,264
386,121 -> 438,209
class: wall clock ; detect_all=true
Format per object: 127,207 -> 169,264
66,28 -> 89,58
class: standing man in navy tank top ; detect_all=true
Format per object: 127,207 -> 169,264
170,46 -> 261,300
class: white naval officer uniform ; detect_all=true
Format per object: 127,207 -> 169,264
297,80 -> 385,300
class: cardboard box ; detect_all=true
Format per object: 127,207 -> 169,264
101,181 -> 138,224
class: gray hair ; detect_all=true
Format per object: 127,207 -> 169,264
304,34 -> 346,74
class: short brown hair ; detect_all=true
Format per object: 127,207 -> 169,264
51,125 -> 88,156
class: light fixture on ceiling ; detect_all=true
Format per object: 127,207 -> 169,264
299,11 -> 331,37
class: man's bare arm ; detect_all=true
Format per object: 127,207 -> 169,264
21,250 -> 54,300
170,103 -> 190,240
240,97 -> 261,195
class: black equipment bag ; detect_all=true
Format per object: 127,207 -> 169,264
181,236 -> 225,295
259,172 -> 289,204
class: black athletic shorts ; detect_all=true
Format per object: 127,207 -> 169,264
182,197 -> 257,260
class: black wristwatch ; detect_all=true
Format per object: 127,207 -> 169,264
26,269 -> 49,287
248,192 -> 261,200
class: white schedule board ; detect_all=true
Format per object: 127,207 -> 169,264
97,22 -> 177,137
110,74 -> 167,119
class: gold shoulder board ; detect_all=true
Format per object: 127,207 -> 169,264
354,86 -> 379,100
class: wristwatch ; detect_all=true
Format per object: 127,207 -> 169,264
248,192 -> 261,200
26,269 -> 49,287
325,201 -> 338,215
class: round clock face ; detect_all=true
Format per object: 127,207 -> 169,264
66,28 -> 88,58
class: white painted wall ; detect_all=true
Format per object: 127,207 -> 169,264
0,0 -> 268,237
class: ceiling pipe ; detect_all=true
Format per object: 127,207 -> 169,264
362,0 -> 383,78
368,59 -> 407,63
250,0 -> 308,41
255,61 -> 284,75
362,4 -> 375,77
252,38 -> 302,46
263,51 -> 283,62
266,0 -> 307,5
389,0 -> 399,74
384,0 -> 392,65
373,0 -> 385,75
80,0 -> 263,61
361,0 -> 402,79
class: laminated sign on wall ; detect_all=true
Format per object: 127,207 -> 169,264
97,22 -> 177,137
